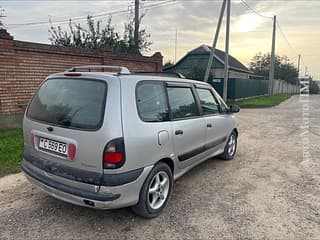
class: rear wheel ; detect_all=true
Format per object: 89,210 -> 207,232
220,131 -> 237,160
131,162 -> 173,218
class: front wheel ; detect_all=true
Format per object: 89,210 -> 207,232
131,162 -> 173,218
220,131 -> 237,160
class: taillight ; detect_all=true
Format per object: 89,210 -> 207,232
68,143 -> 76,160
103,138 -> 125,169
103,152 -> 122,163
30,133 -> 35,148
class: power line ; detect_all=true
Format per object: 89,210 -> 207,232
143,0 -> 176,11
239,1 -> 314,77
10,3 -> 131,25
7,9 -> 132,27
276,21 -> 308,70
7,3 -> 132,26
240,0 -> 273,20
7,0 -> 175,28
276,21 -> 297,55
240,0 -> 301,59
300,55 -> 307,68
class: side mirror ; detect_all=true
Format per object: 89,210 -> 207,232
229,104 -> 240,113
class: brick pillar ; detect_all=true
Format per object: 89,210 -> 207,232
151,52 -> 163,72
0,29 -> 15,114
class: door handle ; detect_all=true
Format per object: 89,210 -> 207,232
175,130 -> 184,135
206,123 -> 213,128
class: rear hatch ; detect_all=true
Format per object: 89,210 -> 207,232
23,76 -> 111,187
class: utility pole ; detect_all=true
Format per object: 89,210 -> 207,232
204,0 -> 227,83
134,0 -> 140,53
297,54 -> 301,75
174,28 -> 177,63
297,54 -> 301,93
269,15 -> 276,96
222,0 -> 231,101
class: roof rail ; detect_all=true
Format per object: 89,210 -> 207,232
66,65 -> 130,74
132,72 -> 186,79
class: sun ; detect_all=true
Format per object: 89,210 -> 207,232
234,13 -> 265,33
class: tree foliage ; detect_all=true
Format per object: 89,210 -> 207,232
249,53 -> 299,84
0,7 -> 5,29
310,80 -> 320,94
122,14 -> 152,54
186,66 -> 213,81
49,15 -> 152,54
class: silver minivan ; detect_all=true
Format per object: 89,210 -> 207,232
21,65 -> 239,218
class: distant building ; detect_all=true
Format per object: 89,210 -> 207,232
163,44 -> 252,79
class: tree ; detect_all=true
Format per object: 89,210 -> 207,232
49,16 -> 119,50
249,53 -> 299,84
49,15 -> 152,54
0,7 -> 5,29
310,80 -> 320,94
122,13 -> 152,54
186,66 -> 213,81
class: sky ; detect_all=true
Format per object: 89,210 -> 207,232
1,0 -> 319,79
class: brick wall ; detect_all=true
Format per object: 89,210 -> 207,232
0,29 -> 163,115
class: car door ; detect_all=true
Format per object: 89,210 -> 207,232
166,82 -> 206,169
195,86 -> 230,156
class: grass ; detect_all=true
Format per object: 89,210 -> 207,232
0,128 -> 23,177
228,93 -> 293,108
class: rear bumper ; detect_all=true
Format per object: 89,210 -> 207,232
21,162 -> 119,202
21,159 -> 153,209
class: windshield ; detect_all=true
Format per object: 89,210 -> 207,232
27,78 -> 107,130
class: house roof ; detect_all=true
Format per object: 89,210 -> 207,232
164,44 -> 251,74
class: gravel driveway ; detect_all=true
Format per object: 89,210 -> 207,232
1,95 -> 319,240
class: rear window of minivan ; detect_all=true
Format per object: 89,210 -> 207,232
27,78 -> 107,130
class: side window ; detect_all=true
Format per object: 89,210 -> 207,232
196,88 -> 220,115
136,82 -> 169,122
216,93 -> 229,113
167,86 -> 199,119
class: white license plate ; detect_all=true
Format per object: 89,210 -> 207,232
39,137 -> 67,156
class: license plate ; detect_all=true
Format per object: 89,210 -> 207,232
39,137 -> 67,156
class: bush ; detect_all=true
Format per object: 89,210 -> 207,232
310,81 -> 320,94
186,66 -> 213,81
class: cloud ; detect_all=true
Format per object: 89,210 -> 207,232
1,0 -> 320,78
233,13 -> 266,33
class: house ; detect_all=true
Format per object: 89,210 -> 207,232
163,44 -> 252,79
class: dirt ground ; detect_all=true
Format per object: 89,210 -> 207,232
0,95 -> 319,240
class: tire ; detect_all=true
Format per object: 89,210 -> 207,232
220,131 -> 237,160
131,162 -> 173,218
